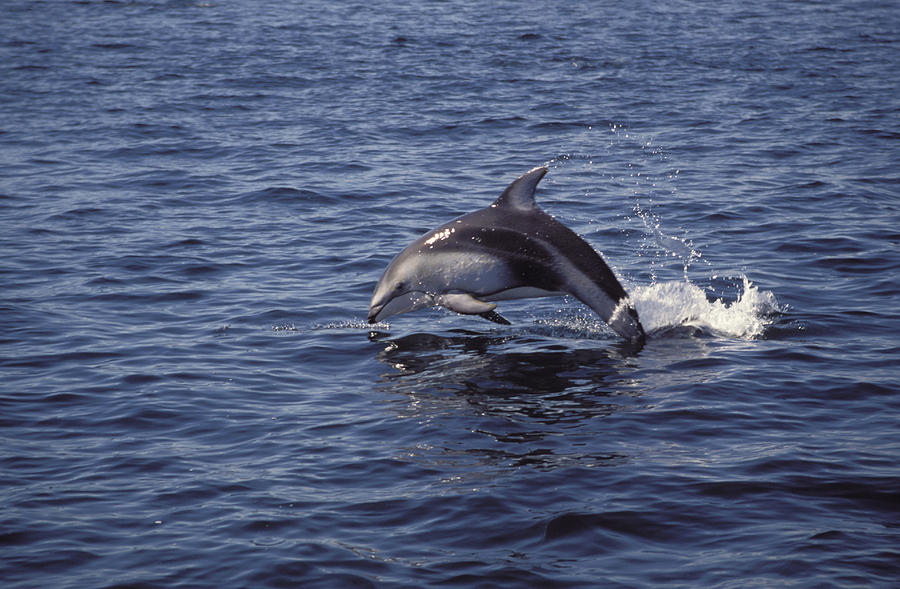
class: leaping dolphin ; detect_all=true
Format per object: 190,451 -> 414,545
367,167 -> 646,343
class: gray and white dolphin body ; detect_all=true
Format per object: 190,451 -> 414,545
367,167 -> 646,343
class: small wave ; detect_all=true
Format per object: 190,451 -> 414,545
633,277 -> 780,339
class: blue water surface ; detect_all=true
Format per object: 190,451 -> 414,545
2,1 -> 898,587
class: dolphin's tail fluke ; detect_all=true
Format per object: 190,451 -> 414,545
608,301 -> 646,345
568,279 -> 646,344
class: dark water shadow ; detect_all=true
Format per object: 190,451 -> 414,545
367,328 -> 642,471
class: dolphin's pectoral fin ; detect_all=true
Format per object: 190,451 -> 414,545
478,310 -> 511,325
437,293 -> 498,316
434,293 -> 510,325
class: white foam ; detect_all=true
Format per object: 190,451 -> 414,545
632,277 -> 780,339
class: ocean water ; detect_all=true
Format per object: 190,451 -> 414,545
2,0 -> 898,587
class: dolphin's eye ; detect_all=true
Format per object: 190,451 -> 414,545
395,281 -> 406,292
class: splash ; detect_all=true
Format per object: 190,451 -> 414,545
310,319 -> 378,330
632,277 -> 780,339
546,126 -> 782,340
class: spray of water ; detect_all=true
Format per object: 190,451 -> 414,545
632,277 -> 779,339
549,124 -> 781,340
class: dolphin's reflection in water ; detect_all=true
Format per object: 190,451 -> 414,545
369,328 -> 643,473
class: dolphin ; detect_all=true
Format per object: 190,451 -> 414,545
367,166 -> 646,343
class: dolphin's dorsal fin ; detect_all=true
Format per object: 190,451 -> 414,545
492,166 -> 548,210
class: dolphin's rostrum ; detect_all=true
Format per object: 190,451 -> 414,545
368,167 -> 646,343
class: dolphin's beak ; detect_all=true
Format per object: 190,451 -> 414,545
367,291 -> 389,324
367,291 -> 432,325
367,284 -> 389,324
